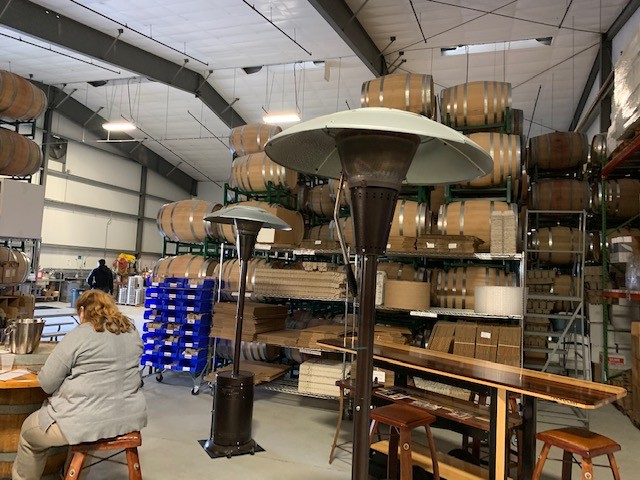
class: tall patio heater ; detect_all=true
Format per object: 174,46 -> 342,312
265,107 -> 492,478
203,204 -> 291,458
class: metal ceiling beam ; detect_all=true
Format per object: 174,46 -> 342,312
307,0 -> 386,77
568,0 -> 639,131
36,81 -> 199,195
0,0 -> 246,129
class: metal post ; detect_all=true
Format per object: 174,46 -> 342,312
135,166 -> 148,257
352,253 -> 378,480
232,254 -> 249,376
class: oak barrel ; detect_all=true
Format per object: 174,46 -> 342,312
460,132 -> 522,188
306,224 -> 332,241
527,132 -> 588,172
215,258 -> 269,293
0,70 -> 48,121
437,200 -> 516,252
529,179 -> 591,211
429,185 -> 446,213
441,81 -> 511,128
0,128 -> 43,176
0,388 -> 67,478
229,123 -> 282,156
391,200 -> 432,237
530,226 -> 600,265
216,340 -> 280,362
327,179 -> 350,206
0,246 -> 30,285
378,262 -> 427,282
589,133 -> 607,168
592,178 -> 640,219
306,218 -> 355,245
156,200 -> 223,243
434,266 -> 517,310
306,184 -> 334,216
218,201 -> 304,246
361,73 -> 435,118
230,152 -> 298,192
151,255 -> 218,282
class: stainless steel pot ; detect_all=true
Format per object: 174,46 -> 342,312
7,319 -> 46,354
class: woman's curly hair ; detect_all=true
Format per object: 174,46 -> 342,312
75,289 -> 134,334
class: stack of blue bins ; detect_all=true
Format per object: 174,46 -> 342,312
140,276 -> 215,377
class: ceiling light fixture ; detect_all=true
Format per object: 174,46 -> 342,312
262,112 -> 300,124
102,121 -> 136,131
441,37 -> 553,56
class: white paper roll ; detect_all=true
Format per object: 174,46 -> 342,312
474,286 -> 524,316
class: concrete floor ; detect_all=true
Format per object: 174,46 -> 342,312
38,303 -> 640,479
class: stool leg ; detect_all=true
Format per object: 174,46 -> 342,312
369,419 -> 379,445
65,452 -> 87,480
531,443 -> 551,480
388,426 -> 400,480
125,447 -> 142,480
398,428 -> 413,480
515,429 -> 523,480
608,453 -> 621,480
424,425 -> 439,480
329,387 -> 345,463
561,450 -> 573,480
581,457 -> 594,480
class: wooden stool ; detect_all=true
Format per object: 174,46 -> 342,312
532,427 -> 621,480
65,431 -> 142,480
370,403 -> 440,480
329,379 -> 382,464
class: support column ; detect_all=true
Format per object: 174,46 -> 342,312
135,166 -> 148,257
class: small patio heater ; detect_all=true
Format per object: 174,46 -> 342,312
265,107 -> 492,478
203,204 -> 291,458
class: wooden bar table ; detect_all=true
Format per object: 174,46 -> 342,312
318,338 -> 627,480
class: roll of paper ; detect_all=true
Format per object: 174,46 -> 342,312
475,286 -> 524,316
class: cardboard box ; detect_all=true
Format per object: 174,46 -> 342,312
475,326 -> 499,362
453,323 -> 476,358
383,280 -> 430,310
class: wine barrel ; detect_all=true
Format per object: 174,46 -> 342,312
510,109 -> 524,136
437,200 -> 516,252
512,166 -> 529,205
459,133 -> 522,188
589,133 -> 607,170
151,255 -> 218,282
592,178 -> 640,219
215,258 -> 269,293
390,200 -> 432,237
230,152 -> 298,192
216,340 -> 280,362
378,262 -> 427,282
429,185 -> 446,213
527,132 -> 588,172
434,267 -> 516,310
361,73 -> 435,118
529,179 -> 591,211
530,226 -> 600,265
0,128 -> 43,176
229,123 -> 282,156
218,201 -> 304,246
0,70 -> 48,121
330,217 -> 355,246
0,246 -> 30,284
0,388 -> 67,478
327,179 -> 350,206
306,184 -> 334,216
441,81 -> 511,128
306,224 -> 332,241
156,200 -> 222,243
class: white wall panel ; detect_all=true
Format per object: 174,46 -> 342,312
45,176 -> 140,216
64,141 -> 141,191
42,206 -> 137,251
145,197 -> 167,219
39,247 -> 117,272
196,181 -> 224,204
147,169 -> 190,201
142,220 -> 164,254
613,10 -> 640,64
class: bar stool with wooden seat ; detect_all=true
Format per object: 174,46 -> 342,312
532,427 -> 621,480
369,403 -> 440,480
65,431 -> 143,480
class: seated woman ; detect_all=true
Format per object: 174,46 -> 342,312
12,290 -> 148,480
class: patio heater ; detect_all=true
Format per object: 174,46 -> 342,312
202,204 -> 291,458
265,107 -> 492,478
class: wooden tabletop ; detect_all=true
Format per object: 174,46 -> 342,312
0,371 -> 40,389
318,339 -> 626,409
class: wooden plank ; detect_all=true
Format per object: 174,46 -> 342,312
370,440 -> 510,480
318,339 -> 626,409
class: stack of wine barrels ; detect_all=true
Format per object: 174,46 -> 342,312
361,73 -> 436,119
592,178 -> 640,219
529,227 -> 601,265
151,255 -> 218,282
0,246 -> 30,284
156,199 -> 224,243
433,266 -> 517,310
0,70 -> 47,176
215,258 -> 271,294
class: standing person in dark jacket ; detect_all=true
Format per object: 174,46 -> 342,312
86,259 -> 114,294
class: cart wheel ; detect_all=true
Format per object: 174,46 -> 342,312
156,374 -> 163,382
191,386 -> 200,395
141,379 -> 144,387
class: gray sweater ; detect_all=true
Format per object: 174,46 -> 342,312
38,322 -> 147,444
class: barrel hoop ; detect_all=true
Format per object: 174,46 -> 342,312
156,204 -> 167,238
188,201 -> 199,242
484,81 -> 489,125
0,72 -> 19,114
498,133 -> 505,184
256,125 -> 264,154
459,201 -> 465,236
379,75 -> 385,107
404,73 -> 411,111
204,204 -> 215,238
261,154 -> 269,191
462,83 -> 468,126
422,74 -> 430,117
361,80 -> 368,107
615,181 -> 621,216
461,267 -> 467,310
184,255 -> 198,278
199,258 -> 211,278
398,200 -> 405,236
0,403 -> 42,414
169,202 -> 178,241
514,135 -> 522,180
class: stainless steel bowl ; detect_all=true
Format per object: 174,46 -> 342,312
8,318 -> 46,354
